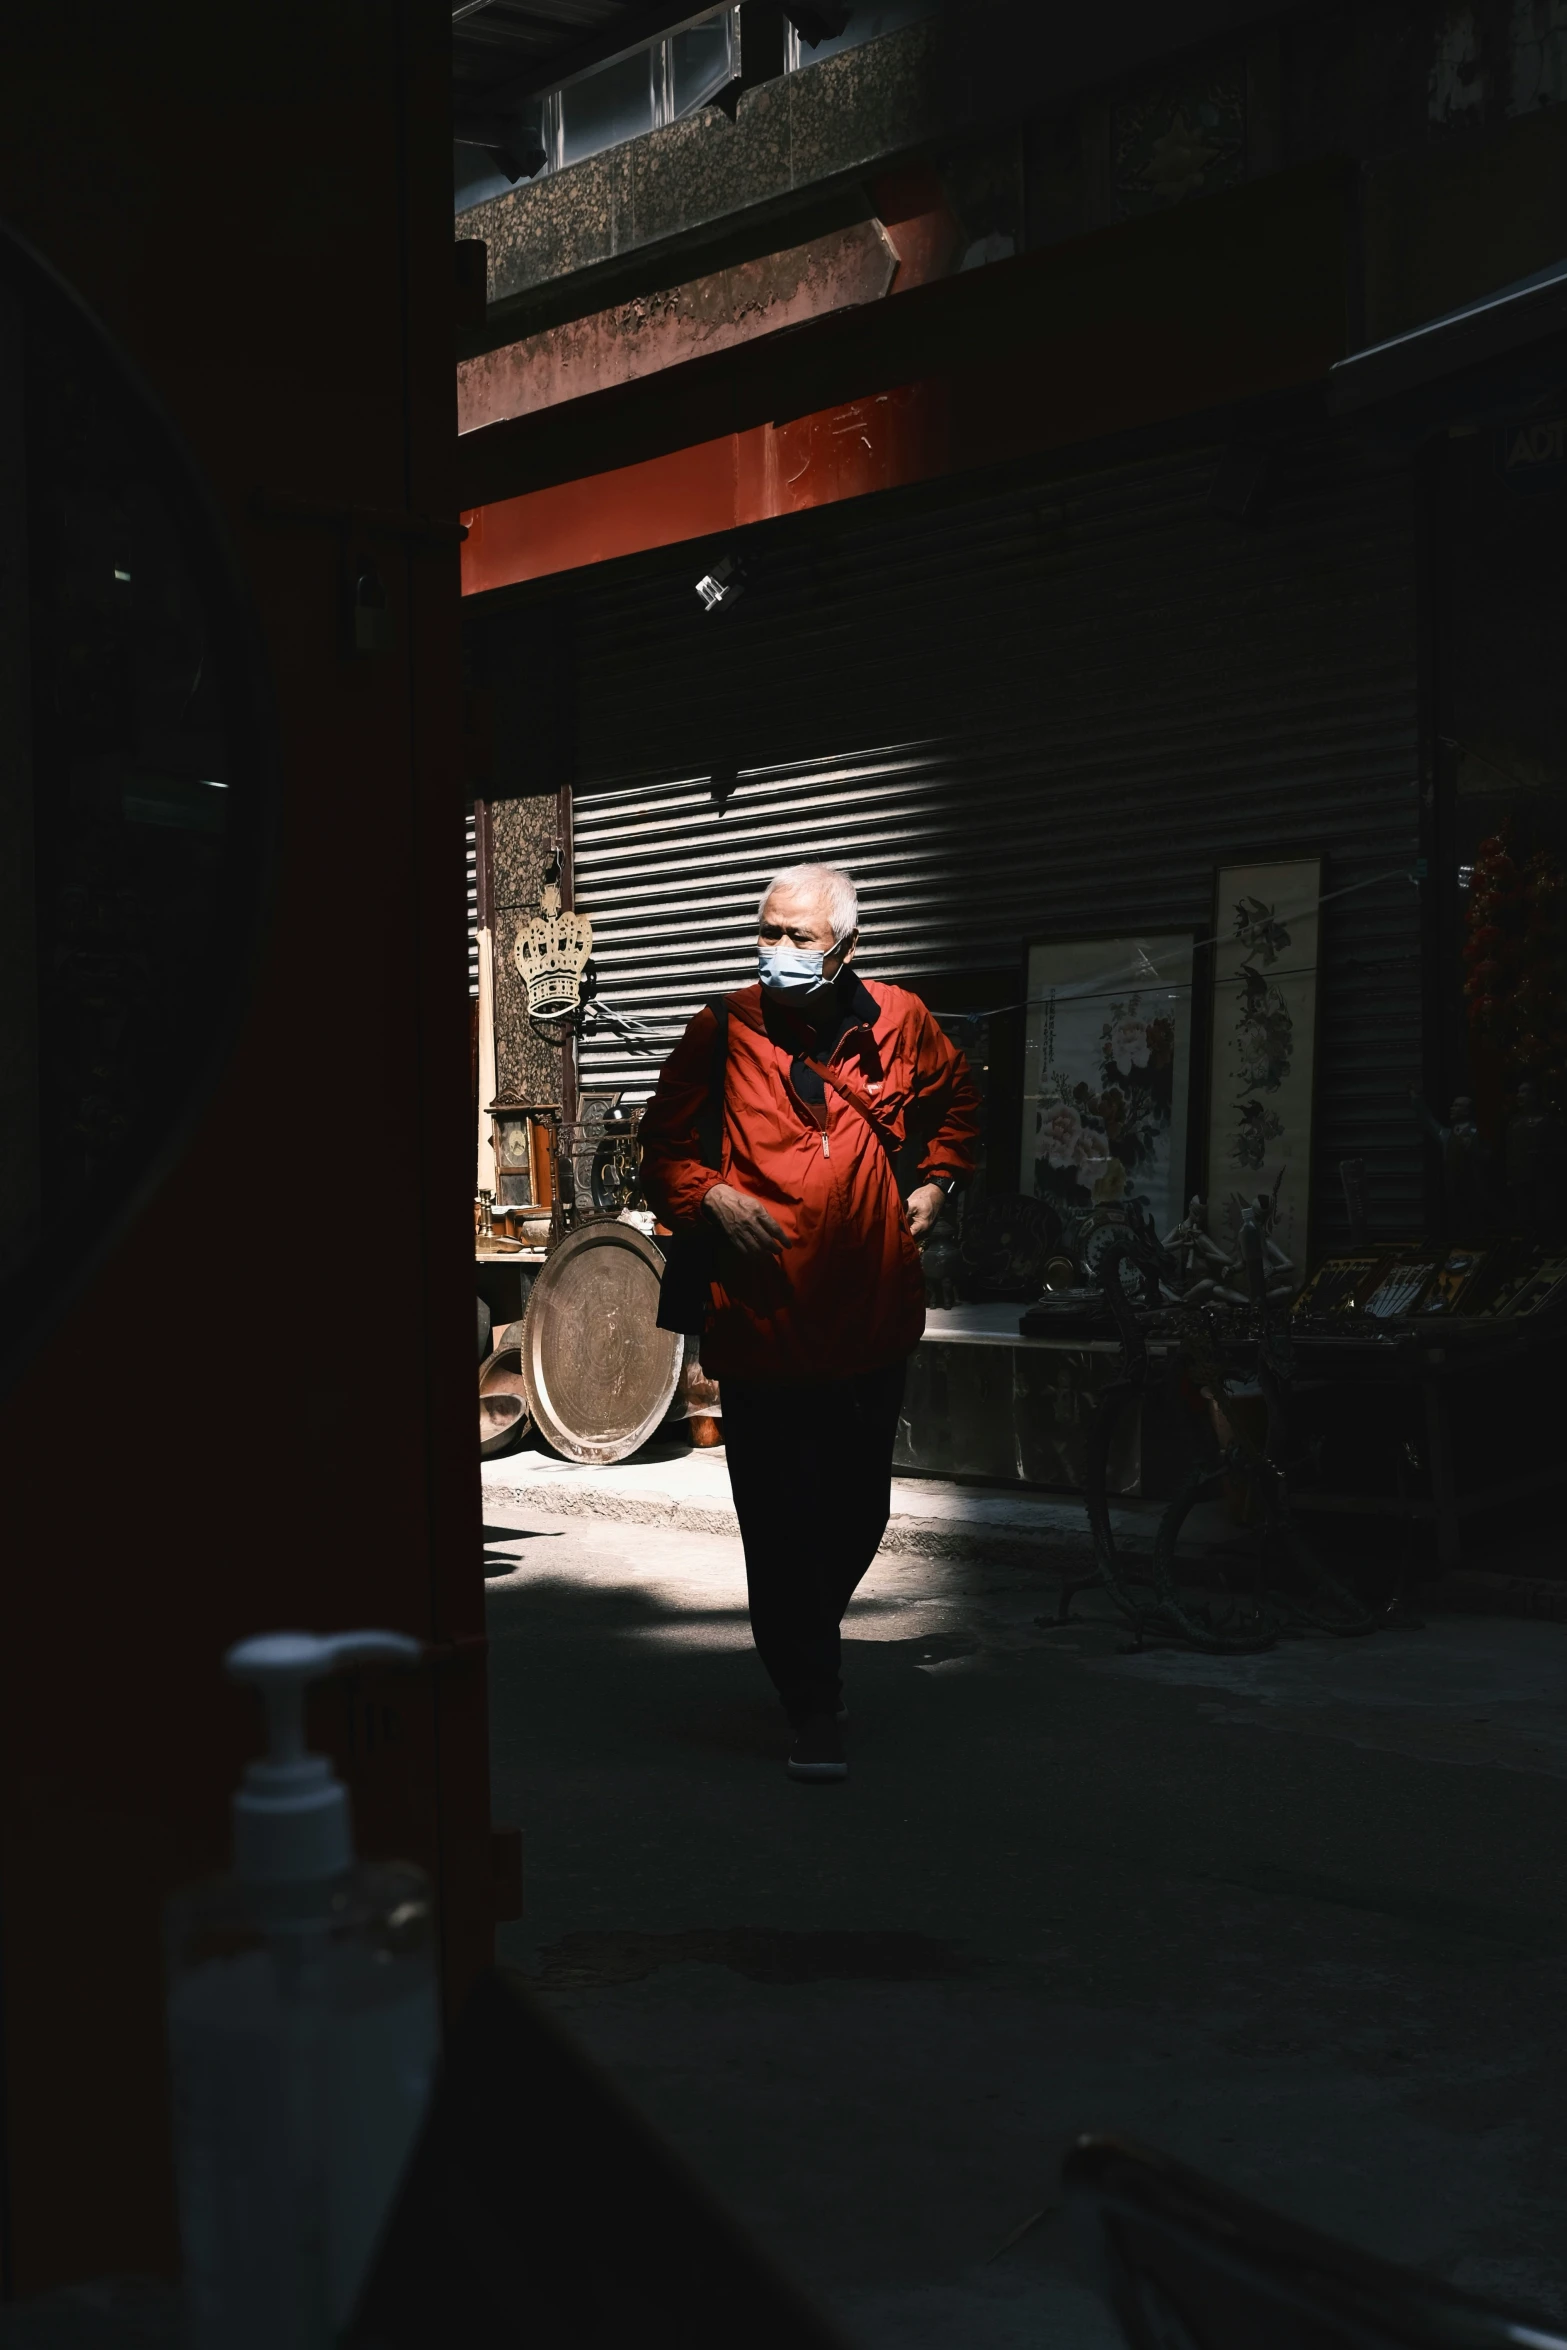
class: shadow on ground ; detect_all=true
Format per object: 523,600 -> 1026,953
534,1926 -> 978,1989
484,1506 -> 1567,2349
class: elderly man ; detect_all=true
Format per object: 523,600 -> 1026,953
639,863 -> 980,1783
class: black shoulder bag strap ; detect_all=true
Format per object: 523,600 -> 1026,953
654,1000 -> 730,1336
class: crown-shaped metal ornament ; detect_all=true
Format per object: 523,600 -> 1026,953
514,879 -> 593,1019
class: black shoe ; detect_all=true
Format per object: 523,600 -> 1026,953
787,1715 -> 847,1783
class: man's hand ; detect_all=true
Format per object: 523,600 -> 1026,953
906,1182 -> 948,1242
703,1182 -> 791,1260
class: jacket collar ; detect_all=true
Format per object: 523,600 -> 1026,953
730,969 -> 882,1048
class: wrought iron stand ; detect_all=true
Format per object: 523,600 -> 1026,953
1053,1229 -> 1385,1653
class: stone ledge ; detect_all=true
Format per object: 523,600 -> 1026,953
466,19 -> 948,312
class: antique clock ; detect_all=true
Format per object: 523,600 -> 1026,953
487,1103 -> 557,1210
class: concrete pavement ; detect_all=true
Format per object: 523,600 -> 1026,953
484,1436 -> 1121,1562
485,1490 -> 1567,2349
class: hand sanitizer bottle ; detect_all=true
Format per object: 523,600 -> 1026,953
165,1632 -> 440,2350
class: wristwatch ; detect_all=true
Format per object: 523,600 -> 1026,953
926,1174 -> 961,1200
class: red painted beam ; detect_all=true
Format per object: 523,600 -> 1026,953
456,161 -> 1353,520
460,381 -> 952,591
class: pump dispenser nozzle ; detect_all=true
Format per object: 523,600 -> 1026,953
226,1630 -> 421,1883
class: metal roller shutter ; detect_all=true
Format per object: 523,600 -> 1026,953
569,432 -> 1422,1241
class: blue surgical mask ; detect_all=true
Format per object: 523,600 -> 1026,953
758,938 -> 844,995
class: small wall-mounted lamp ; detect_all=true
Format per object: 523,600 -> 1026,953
695,555 -> 746,614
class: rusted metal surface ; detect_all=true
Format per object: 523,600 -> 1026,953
519,1220 -> 681,1464
458,220 -> 896,432
458,164 -> 1352,581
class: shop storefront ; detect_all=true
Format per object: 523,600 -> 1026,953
561,421 -> 1425,1249
467,266 -> 1566,1546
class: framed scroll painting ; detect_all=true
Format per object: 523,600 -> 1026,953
1204,857 -> 1322,1265
1021,933 -> 1197,1236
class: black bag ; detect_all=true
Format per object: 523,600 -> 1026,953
654,1001 -> 730,1336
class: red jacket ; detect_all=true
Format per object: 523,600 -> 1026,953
639,974 -> 981,1382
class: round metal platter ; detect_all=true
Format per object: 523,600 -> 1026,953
519,1221 -> 682,1466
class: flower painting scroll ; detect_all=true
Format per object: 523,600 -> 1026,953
1204,858 -> 1322,1264
1021,935 -> 1196,1232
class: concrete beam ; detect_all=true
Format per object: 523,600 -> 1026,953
457,159 -> 1351,514
458,217 -> 899,431
460,0 -> 1302,316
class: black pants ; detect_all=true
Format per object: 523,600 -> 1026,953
720,1359 -> 908,1725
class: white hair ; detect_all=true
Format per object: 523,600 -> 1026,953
758,863 -> 859,940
